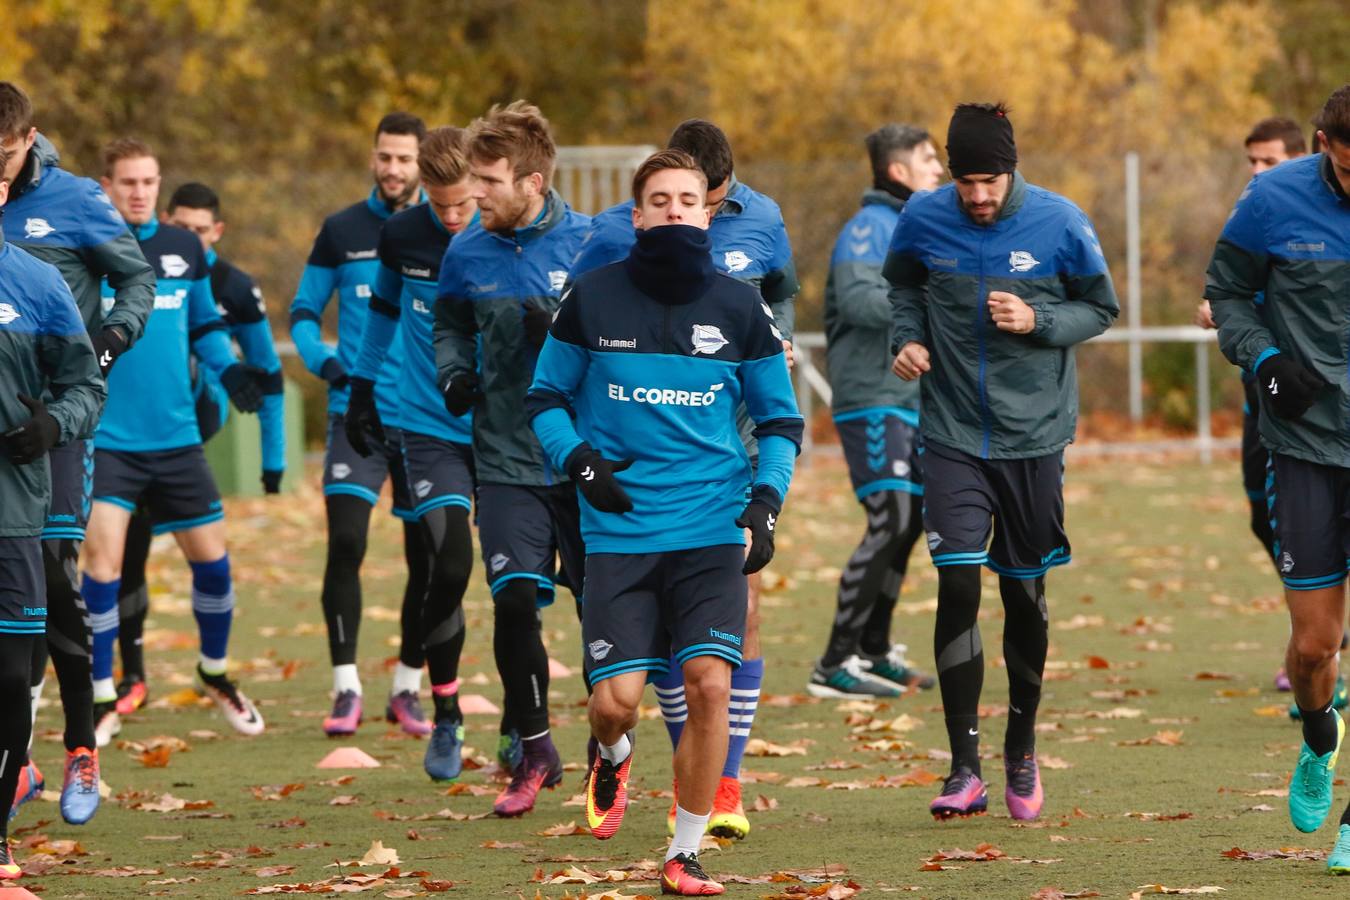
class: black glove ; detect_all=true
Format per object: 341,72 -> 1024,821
90,326 -> 128,376
343,377 -> 384,458
522,303 -> 553,349
565,444 -> 634,513
443,372 -> 482,417
4,393 -> 61,465
1256,353 -> 1328,420
220,363 -> 267,413
736,485 -> 783,575
261,469 -> 283,494
319,357 -> 350,390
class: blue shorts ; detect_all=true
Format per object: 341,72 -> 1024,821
582,544 -> 746,685
322,414 -> 414,520
93,445 -> 224,536
1267,452 -> 1350,591
401,431 -> 475,520
921,440 -> 1070,579
834,407 -> 923,499
42,439 -> 93,541
0,537 -> 45,635
476,483 -> 584,606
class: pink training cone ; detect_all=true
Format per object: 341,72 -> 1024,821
0,888 -> 43,899
458,694 -> 501,715
548,657 -> 573,678
316,746 -> 381,769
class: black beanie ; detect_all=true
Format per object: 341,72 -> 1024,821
946,103 -> 1017,177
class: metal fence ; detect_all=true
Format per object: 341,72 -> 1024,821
554,145 -> 657,214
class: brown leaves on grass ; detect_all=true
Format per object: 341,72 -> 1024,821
251,782 -> 306,801
1221,846 -> 1324,861
536,821 -> 591,837
1116,730 -> 1184,747
1129,886 -> 1224,896
744,738 -> 812,757
921,843 -> 1062,870
120,791 -> 215,812
1032,890 -> 1101,899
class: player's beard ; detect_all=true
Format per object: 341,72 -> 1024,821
484,191 -> 531,234
378,176 -> 419,209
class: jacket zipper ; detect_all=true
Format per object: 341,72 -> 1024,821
976,227 -> 991,459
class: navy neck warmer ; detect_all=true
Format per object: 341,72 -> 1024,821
624,224 -> 717,305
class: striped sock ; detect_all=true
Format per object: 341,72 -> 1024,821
652,662 -> 687,751
190,555 -> 235,670
723,657 -> 763,779
83,574 -> 121,701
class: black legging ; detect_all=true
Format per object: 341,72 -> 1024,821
2,634 -> 36,841
33,538 -> 94,752
822,489 -> 923,666
320,495 -> 429,670
419,507 -> 472,719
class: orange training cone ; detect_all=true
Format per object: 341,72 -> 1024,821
316,746 -> 381,769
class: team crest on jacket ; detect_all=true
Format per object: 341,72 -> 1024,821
160,254 -> 190,278
723,250 -> 752,273
23,218 -> 54,239
0,303 -> 21,325
691,324 -> 729,355
1008,250 -> 1040,273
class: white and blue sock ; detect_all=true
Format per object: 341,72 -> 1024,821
190,556 -> 234,675
83,573 -> 121,702
723,657 -> 763,779
653,661 -> 686,750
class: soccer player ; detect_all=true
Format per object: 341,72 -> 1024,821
808,123 -> 943,699
1206,85 -> 1350,871
0,82 -> 154,826
434,100 -> 590,816
289,113 -> 435,736
567,118 -> 797,840
1193,119 -> 1323,697
0,149 -> 106,878
528,148 -> 801,896
347,127 -> 478,781
888,103 -> 1118,821
84,138 -> 268,746
111,181 -> 288,717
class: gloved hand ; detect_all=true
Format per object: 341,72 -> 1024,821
522,303 -> 553,349
343,376 -> 384,457
319,357 -> 350,390
1256,353 -> 1328,420
261,469 -> 283,494
3,393 -> 61,465
220,363 -> 267,413
90,326 -> 128,375
565,444 -> 634,514
736,485 -> 783,575
443,372 -> 482,417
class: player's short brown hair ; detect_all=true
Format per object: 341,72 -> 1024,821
418,127 -> 470,187
102,137 -> 156,177
631,148 -> 707,204
0,82 -> 33,142
1245,117 -> 1306,155
468,101 -> 556,189
1319,85 -> 1350,147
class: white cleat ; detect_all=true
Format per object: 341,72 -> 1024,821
198,667 -> 265,736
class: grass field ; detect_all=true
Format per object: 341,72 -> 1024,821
10,454 -> 1344,899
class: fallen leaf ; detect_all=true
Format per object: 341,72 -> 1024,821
537,821 -> 590,837
358,839 -> 400,866
1117,730 -> 1184,747
138,746 -> 173,767
1221,846 -> 1324,861
751,794 -> 779,812
89,865 -> 162,876
1131,886 -> 1224,896
1085,655 -> 1111,669
1031,890 -> 1101,900
254,865 -> 297,877
330,795 -> 358,806
744,738 -> 809,757
482,840 -> 529,849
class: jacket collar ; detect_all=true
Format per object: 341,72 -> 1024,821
10,132 -> 60,199
1321,153 -> 1350,206
366,186 -> 427,220
491,188 -> 567,245
130,217 -> 159,242
713,175 -> 746,219
861,187 -> 907,212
